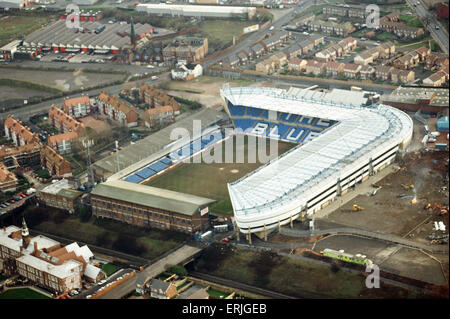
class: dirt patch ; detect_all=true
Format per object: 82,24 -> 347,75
326,150 -> 449,242
79,115 -> 111,134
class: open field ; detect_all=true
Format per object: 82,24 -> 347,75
0,68 -> 124,92
0,15 -> 56,47
0,288 -> 50,299
0,85 -> 50,104
146,136 -> 296,215
193,243 -> 425,298
196,20 -> 257,51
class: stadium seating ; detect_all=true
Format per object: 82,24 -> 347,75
245,107 -> 263,118
160,157 -> 172,165
135,167 -> 156,179
148,161 -> 168,173
278,112 -> 298,123
124,174 -> 143,183
228,104 -> 246,117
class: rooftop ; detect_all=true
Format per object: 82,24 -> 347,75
91,180 -> 215,216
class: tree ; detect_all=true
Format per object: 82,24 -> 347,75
79,206 -> 92,223
169,265 -> 188,277
96,231 -> 112,247
112,233 -> 146,256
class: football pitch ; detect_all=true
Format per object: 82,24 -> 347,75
145,135 -> 296,215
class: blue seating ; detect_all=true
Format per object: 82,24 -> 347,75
191,140 -> 203,153
124,174 -> 143,183
160,157 -> 172,165
234,119 -> 255,132
279,112 -> 298,123
246,107 -> 263,118
228,104 -> 245,116
259,110 -> 268,119
282,127 -> 310,143
265,123 -> 291,139
297,115 -> 316,125
148,161 -> 168,173
135,168 -> 156,179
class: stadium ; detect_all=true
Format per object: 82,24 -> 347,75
221,86 -> 413,235
93,86 -> 413,237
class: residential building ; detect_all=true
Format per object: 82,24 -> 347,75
63,95 -> 92,118
394,51 -> 419,69
0,163 -> 17,192
138,84 -> 180,115
47,131 -> 79,155
338,37 -> 357,52
315,48 -> 334,62
162,37 -> 208,65
0,221 -> 102,293
298,39 -> 314,54
293,13 -> 315,26
307,34 -> 325,47
390,68 -> 415,84
256,60 -> 275,74
4,116 -> 40,147
325,61 -> 345,76
359,65 -> 375,80
426,54 -> 449,70
323,4 -> 368,19
283,44 -> 302,59
343,63 -> 361,78
223,54 -> 240,68
48,106 -> 86,135
354,50 -> 376,65
250,43 -> 265,58
148,279 -> 177,299
37,179 -> 83,213
269,51 -> 288,68
40,145 -> 72,177
0,142 -> 41,168
171,63 -> 203,81
90,180 -> 214,234
307,19 -> 354,36
144,106 -> 175,129
96,92 -> 139,127
423,71 -> 447,86
305,60 -> 325,75
236,51 -> 249,65
375,65 -> 394,81
415,46 -> 431,62
288,58 -> 307,72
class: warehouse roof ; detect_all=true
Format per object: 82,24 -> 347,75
382,86 -> 449,106
91,180 -> 215,216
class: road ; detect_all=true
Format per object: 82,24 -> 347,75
406,0 -> 449,54
98,244 -> 202,299
201,0 -> 319,68
0,72 -> 170,121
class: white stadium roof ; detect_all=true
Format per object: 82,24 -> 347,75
221,86 -> 413,231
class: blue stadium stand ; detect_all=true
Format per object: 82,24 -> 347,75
246,107 -> 263,118
135,167 -> 156,179
148,161 -> 168,173
124,174 -> 143,183
259,110 -> 268,119
297,115 -> 316,125
313,119 -> 336,129
228,104 -> 246,116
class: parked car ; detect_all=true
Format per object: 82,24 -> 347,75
9,199 -> 15,203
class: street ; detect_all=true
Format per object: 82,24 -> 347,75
406,0 -> 449,54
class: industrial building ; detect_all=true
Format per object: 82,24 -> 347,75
381,86 -> 450,114
20,20 -> 154,55
221,86 -> 413,235
90,180 -> 214,234
136,3 -> 257,19
37,179 -> 83,214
